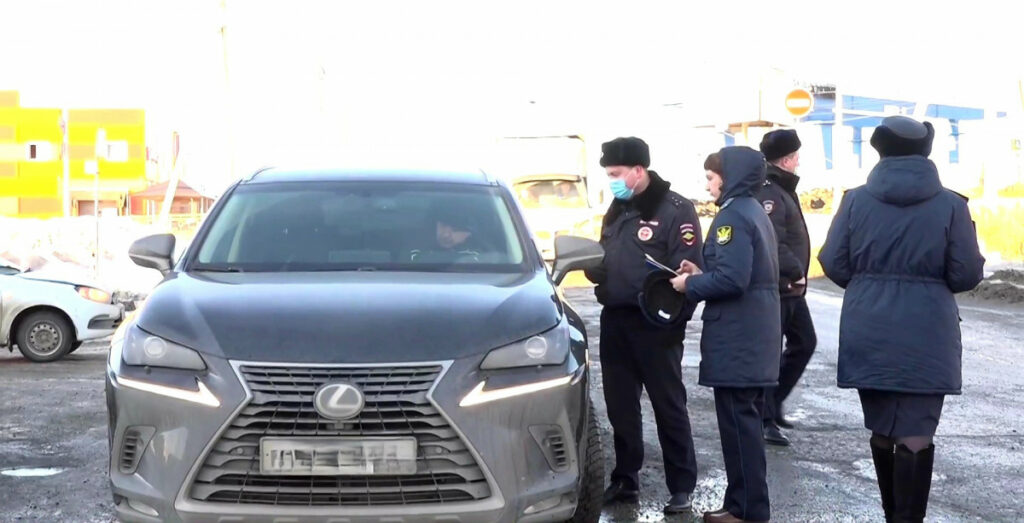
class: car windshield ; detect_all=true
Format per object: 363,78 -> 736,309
192,181 -> 528,273
513,180 -> 587,209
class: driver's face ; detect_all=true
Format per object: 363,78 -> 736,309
437,221 -> 471,249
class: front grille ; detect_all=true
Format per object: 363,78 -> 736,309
189,364 -> 491,506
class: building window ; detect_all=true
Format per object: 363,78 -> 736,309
25,141 -> 55,162
105,141 -> 129,162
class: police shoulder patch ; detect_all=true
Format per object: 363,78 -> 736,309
716,225 -> 733,245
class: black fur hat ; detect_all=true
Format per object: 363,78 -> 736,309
599,137 -> 651,168
759,129 -> 801,161
870,116 -> 935,158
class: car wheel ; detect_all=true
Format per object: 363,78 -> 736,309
15,311 -> 74,363
569,402 -> 604,523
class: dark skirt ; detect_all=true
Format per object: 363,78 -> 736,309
858,389 -> 945,438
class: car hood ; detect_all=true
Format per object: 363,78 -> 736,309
17,268 -> 107,290
136,269 -> 561,363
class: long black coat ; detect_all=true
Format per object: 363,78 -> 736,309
818,156 -> 985,394
686,147 -> 782,388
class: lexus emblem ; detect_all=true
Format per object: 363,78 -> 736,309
313,383 -> 365,420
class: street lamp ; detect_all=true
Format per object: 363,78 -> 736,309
87,128 -> 106,277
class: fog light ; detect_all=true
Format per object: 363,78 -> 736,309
126,498 -> 159,517
524,495 -> 562,515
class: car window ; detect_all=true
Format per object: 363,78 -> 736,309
193,181 -> 527,273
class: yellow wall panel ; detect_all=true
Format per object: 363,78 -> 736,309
0,91 -> 18,107
69,109 -> 144,126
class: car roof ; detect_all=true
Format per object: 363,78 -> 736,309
241,167 -> 500,186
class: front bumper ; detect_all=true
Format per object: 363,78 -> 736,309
75,300 -> 123,341
106,354 -> 587,523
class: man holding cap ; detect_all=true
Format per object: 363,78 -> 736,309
757,129 -> 817,447
584,137 -> 703,514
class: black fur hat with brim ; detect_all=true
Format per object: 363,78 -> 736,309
760,129 -> 801,161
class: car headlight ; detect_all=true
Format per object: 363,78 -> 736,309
480,323 -> 568,370
76,286 -> 111,304
122,324 -> 206,370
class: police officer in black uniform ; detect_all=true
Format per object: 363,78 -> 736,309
672,146 -> 781,523
756,129 -> 817,446
584,137 -> 704,514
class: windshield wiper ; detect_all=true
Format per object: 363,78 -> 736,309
193,265 -> 245,273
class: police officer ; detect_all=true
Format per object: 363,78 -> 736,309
672,146 -> 781,523
819,116 -> 984,522
756,129 -> 817,446
584,137 -> 703,514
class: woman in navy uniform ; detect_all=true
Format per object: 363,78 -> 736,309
672,146 -> 781,523
819,116 -> 985,522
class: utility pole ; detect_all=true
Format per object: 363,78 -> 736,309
831,86 -> 843,216
220,0 -> 235,182
61,109 -> 70,216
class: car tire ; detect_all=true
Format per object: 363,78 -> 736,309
68,340 -> 84,354
569,402 -> 604,523
15,311 -> 74,363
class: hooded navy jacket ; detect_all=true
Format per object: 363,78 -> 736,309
686,147 -> 782,388
818,156 -> 985,394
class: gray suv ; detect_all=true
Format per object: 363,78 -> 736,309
105,168 -> 605,522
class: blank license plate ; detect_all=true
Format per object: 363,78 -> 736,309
260,437 -> 417,476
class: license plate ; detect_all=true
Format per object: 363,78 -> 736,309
260,437 -> 417,476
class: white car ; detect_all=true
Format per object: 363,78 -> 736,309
0,259 -> 123,362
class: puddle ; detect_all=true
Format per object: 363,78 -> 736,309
0,467 -> 64,477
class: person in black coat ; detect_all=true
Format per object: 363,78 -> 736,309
672,146 -> 781,523
584,137 -> 705,514
757,129 -> 817,447
818,116 -> 985,523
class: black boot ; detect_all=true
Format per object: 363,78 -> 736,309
893,444 -> 934,523
869,436 -> 895,522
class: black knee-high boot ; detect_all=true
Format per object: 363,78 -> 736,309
870,436 -> 895,522
893,444 -> 934,523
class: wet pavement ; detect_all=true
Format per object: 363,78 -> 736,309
563,280 -> 1024,522
1,280 -> 1022,521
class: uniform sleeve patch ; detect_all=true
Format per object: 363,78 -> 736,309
680,223 -> 696,246
716,225 -> 733,245
762,200 -> 775,214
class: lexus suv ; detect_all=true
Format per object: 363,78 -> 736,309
105,168 -> 605,523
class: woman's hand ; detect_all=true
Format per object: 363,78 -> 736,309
670,272 -> 689,293
679,259 -> 703,276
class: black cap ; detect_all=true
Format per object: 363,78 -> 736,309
759,129 -> 801,161
434,204 -> 477,233
638,271 -> 689,328
870,116 -> 935,158
599,137 -> 650,168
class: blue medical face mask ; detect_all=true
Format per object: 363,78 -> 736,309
610,170 -> 637,200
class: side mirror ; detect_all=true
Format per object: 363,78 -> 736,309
129,234 -> 176,275
551,235 -> 603,286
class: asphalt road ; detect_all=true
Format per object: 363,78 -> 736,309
1,280 -> 1022,522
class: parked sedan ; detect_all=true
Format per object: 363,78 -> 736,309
0,260 -> 123,362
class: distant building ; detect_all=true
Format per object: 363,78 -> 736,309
0,90 -> 148,218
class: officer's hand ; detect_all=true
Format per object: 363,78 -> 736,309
670,273 -> 689,293
679,260 -> 703,276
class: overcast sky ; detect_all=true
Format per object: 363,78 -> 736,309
2,0 -> 1022,192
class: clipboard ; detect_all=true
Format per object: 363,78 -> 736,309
644,253 -> 678,275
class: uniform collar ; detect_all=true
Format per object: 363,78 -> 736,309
766,163 -> 800,193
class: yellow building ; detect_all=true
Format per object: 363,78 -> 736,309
0,90 -> 148,218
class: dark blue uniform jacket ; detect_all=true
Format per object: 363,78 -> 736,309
686,147 -> 782,388
818,156 -> 985,394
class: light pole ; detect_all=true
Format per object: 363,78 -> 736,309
88,128 -> 107,277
